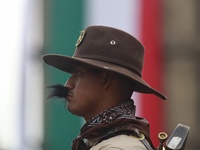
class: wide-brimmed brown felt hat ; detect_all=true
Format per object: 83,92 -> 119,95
42,25 -> 166,100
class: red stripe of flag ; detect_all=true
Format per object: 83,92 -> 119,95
140,0 -> 166,146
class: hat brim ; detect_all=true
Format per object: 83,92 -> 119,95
42,54 -> 166,100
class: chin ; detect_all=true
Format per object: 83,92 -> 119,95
66,104 -> 83,117
66,103 -> 76,115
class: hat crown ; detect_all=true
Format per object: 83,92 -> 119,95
73,26 -> 144,76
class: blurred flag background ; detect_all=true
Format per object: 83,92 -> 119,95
0,0 -> 199,150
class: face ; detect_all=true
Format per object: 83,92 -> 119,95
64,64 -> 104,120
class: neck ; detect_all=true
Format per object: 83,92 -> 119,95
84,99 -> 135,124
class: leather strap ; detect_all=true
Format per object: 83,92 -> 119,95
138,133 -> 155,150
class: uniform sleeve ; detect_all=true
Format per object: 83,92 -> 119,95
90,134 -> 147,150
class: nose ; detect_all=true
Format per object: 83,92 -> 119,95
64,75 -> 75,89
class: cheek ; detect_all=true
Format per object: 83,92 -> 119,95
67,81 -> 102,117
75,80 -> 102,100
73,78 -> 103,105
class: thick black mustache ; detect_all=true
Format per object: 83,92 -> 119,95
46,84 -> 69,99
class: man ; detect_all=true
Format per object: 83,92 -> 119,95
42,25 -> 166,150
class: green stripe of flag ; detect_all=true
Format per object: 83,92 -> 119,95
44,1 -> 84,149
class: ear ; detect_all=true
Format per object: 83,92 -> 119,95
102,71 -> 113,90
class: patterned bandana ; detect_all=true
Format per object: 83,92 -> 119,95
72,99 -> 155,150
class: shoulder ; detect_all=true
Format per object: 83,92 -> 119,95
90,134 -> 147,150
